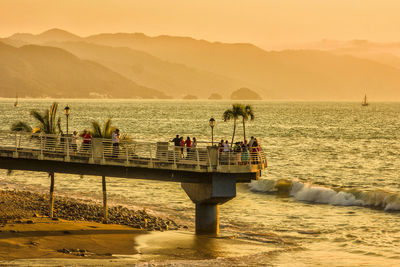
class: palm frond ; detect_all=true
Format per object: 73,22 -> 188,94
223,110 -> 234,121
11,121 -> 32,132
30,110 -> 46,130
90,120 -> 103,138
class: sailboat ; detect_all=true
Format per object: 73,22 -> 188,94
361,94 -> 369,106
13,94 -> 18,107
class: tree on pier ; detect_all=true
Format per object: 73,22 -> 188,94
223,104 -> 245,147
241,104 -> 255,142
90,119 -> 116,138
11,102 -> 62,134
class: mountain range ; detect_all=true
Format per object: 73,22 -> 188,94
2,28 -> 400,100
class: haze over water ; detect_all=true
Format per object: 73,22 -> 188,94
1,99 -> 399,266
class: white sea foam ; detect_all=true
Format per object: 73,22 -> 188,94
290,180 -> 363,206
249,179 -> 400,211
248,179 -> 276,192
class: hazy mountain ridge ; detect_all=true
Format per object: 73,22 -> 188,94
6,29 -> 400,100
81,32 -> 400,100
0,42 -> 168,99
41,40 -> 245,98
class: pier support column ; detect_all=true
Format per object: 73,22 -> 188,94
49,172 -> 55,218
102,176 -> 108,223
195,203 -> 219,235
181,174 -> 236,236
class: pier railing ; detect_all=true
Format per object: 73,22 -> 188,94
0,131 -> 266,173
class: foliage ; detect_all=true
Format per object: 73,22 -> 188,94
223,103 -> 245,147
223,103 -> 256,144
11,102 -> 62,134
90,119 -> 117,138
10,121 -> 32,132
241,104 -> 255,142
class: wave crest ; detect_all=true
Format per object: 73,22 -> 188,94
249,179 -> 400,211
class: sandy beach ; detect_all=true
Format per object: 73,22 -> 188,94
0,190 -> 289,266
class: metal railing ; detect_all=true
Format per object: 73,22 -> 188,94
0,131 -> 266,173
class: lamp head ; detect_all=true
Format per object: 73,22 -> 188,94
64,105 -> 71,116
209,117 -> 215,128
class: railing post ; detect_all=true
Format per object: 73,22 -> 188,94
207,149 -> 212,172
125,145 -> 129,166
13,133 -> 18,158
39,134 -> 44,160
196,149 -> 200,170
65,136 -> 70,162
149,144 -> 153,168
228,151 -> 231,171
89,142 -> 95,164
172,146 -> 177,169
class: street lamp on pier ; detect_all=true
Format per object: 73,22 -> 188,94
209,118 -> 215,146
64,105 -> 71,135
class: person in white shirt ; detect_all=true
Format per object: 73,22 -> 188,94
223,140 -> 230,152
112,129 -> 120,157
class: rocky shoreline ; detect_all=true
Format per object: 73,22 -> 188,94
0,190 -> 179,231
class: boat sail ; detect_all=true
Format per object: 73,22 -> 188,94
14,94 -> 18,107
362,94 -> 369,106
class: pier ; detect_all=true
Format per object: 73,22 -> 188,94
0,131 -> 266,235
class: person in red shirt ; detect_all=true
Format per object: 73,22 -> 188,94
81,129 -> 92,153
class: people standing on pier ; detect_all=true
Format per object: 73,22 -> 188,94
171,135 -> 180,147
192,137 -> 197,150
112,129 -> 120,158
248,136 -> 255,148
218,140 -> 224,153
81,130 -> 92,153
71,131 -> 78,153
223,140 -> 230,152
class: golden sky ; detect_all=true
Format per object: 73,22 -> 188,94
1,0 -> 400,48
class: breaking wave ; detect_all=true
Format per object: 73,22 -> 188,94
249,179 -> 400,211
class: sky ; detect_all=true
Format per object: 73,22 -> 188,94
1,0 -> 400,49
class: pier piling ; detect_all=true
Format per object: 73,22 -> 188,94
182,174 -> 236,236
49,172 -> 54,218
102,176 -> 108,223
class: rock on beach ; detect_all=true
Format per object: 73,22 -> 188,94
0,190 -> 179,231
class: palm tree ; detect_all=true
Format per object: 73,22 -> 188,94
241,104 -> 255,142
11,121 -> 32,132
11,102 -> 62,134
223,104 -> 245,147
90,119 -> 116,138
30,102 -> 62,134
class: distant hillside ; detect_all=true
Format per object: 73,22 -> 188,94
0,42 -> 168,98
82,33 -> 400,100
10,28 -> 81,44
231,88 -> 262,100
8,29 -> 400,100
40,41 -> 243,98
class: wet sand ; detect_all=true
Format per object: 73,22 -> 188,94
0,218 -> 282,266
0,190 -> 288,266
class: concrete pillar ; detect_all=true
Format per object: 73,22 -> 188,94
49,172 -> 55,218
102,176 -> 108,223
195,203 -> 219,235
182,173 -> 236,236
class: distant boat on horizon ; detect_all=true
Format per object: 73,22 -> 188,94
362,94 -> 369,106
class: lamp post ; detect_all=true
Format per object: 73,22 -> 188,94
64,105 -> 71,135
209,118 -> 215,146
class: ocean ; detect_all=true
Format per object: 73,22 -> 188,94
0,99 -> 399,266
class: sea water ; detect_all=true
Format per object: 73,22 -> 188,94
0,99 -> 399,266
